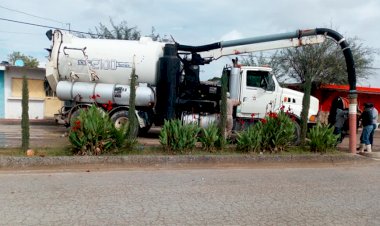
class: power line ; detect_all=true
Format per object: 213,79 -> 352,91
0,30 -> 41,35
0,4 -> 69,27
0,17 -> 94,36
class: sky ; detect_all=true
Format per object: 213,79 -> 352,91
0,0 -> 379,85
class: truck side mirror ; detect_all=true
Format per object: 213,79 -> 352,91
263,76 -> 275,91
267,82 -> 275,91
46,30 -> 53,41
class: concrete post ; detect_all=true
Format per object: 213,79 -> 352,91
348,93 -> 358,154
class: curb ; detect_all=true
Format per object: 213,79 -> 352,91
0,154 -> 374,170
359,152 -> 380,159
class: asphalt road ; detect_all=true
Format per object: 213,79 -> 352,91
1,163 -> 380,225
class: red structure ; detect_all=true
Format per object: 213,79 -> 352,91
314,84 -> 380,113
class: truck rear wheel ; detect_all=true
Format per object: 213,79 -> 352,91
292,121 -> 301,145
110,110 -> 139,137
69,105 -> 105,128
69,107 -> 86,127
138,125 -> 152,136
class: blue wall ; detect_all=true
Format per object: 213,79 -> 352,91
0,70 -> 4,118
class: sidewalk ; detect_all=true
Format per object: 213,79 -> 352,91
0,118 -> 57,126
336,130 -> 380,159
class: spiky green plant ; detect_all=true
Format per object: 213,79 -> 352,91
198,123 -> 219,152
159,119 -> 200,154
68,105 -> 127,155
236,124 -> 262,153
21,75 -> 29,152
307,123 -> 339,153
260,111 -> 295,153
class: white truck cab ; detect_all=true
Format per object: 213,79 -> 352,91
229,66 -> 319,122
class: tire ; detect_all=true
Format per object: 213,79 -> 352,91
69,105 -> 105,128
138,124 -> 152,136
110,110 -> 139,137
292,121 -> 301,145
69,107 -> 84,127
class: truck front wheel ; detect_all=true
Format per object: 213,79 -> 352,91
110,110 -> 139,137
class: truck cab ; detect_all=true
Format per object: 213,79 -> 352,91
229,66 -> 319,123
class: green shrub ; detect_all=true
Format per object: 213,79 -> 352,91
159,119 -> 201,154
68,105 -> 127,155
260,111 -> 295,153
198,123 -> 219,152
236,124 -> 262,152
307,123 -> 339,153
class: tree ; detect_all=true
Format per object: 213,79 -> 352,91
90,18 -> 141,40
240,35 -> 376,144
8,52 -> 39,68
21,75 -> 29,151
89,18 -> 161,41
275,38 -> 375,84
240,52 -> 282,78
274,37 -> 376,144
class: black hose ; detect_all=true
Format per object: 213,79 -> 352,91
176,42 -> 221,52
176,28 -> 356,93
315,28 -> 356,94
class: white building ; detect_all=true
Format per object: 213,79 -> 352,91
0,65 -> 62,119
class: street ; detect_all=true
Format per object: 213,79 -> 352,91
1,163 -> 380,225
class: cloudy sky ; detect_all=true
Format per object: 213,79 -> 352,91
0,0 -> 379,85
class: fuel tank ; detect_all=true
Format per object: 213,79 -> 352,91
56,81 -> 155,107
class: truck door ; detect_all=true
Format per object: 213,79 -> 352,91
240,70 -> 277,118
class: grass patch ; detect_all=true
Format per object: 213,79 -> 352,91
0,146 -> 72,156
0,148 -> 24,156
280,146 -> 342,156
0,144 -> 344,157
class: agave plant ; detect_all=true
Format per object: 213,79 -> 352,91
307,123 -> 339,153
236,124 -> 262,153
159,119 -> 200,153
260,111 -> 295,152
68,105 -> 128,155
198,123 -> 219,152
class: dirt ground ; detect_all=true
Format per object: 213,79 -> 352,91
0,123 -> 161,148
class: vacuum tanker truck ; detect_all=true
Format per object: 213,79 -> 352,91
45,29 -> 331,137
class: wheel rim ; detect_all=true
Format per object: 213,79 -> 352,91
114,117 -> 128,129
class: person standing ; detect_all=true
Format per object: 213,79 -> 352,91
333,108 -> 348,143
358,103 -> 374,153
226,92 -> 240,138
369,104 -> 378,147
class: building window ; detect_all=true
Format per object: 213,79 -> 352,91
44,79 -> 56,97
11,78 -> 45,98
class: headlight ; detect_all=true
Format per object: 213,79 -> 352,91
309,115 -> 317,123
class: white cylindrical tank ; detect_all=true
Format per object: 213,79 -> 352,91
56,81 -> 155,107
229,67 -> 241,99
51,31 -> 165,86
181,113 -> 220,128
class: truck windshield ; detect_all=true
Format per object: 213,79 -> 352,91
246,70 -> 274,91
